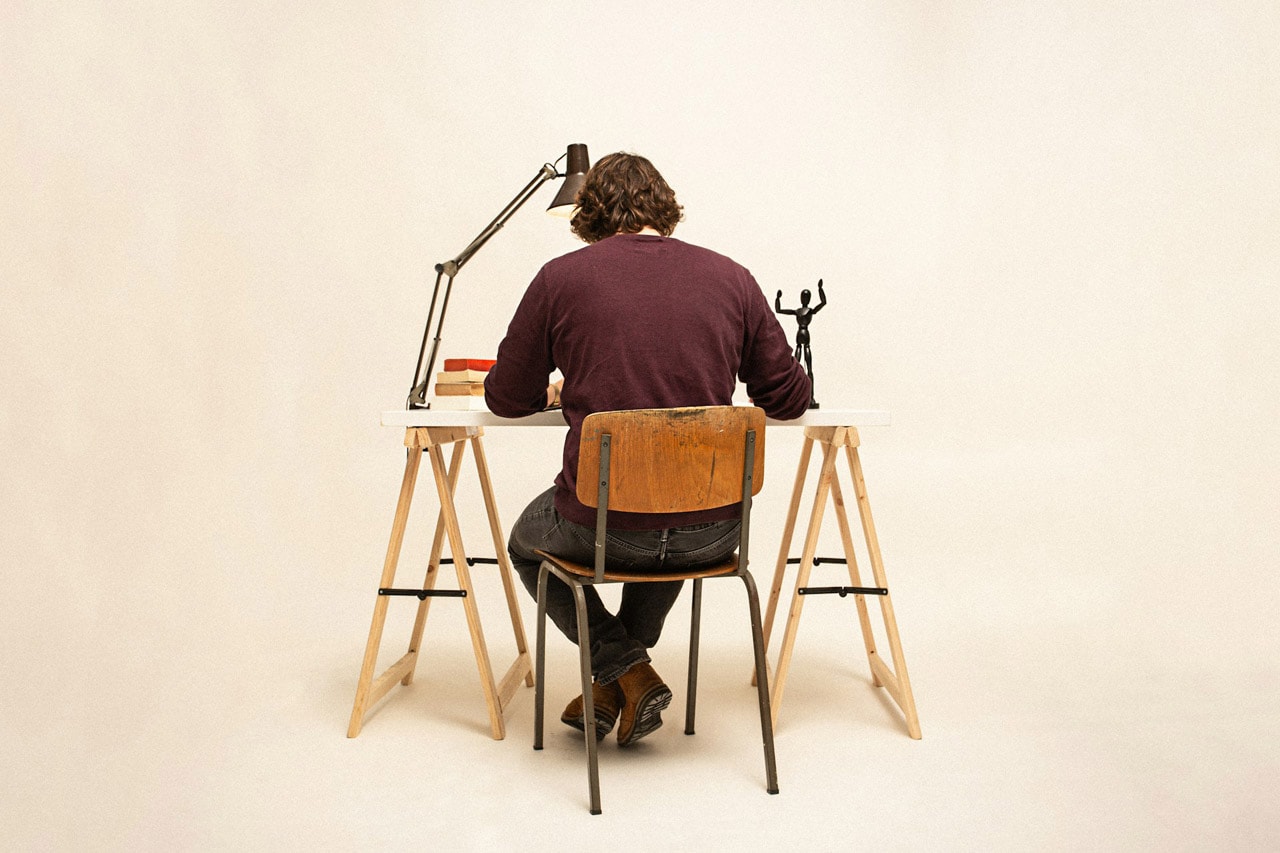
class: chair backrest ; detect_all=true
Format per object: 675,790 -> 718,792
576,406 -> 766,513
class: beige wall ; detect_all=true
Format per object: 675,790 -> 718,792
3,2 -> 1277,845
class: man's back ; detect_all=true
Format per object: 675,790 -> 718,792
486,232 -> 809,528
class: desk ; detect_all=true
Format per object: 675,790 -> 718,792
350,406 -> 919,740
378,408 -> 892,429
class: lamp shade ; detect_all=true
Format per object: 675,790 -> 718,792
547,143 -> 590,216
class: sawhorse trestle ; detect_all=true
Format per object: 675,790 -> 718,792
348,426 -> 534,740
761,425 -> 922,739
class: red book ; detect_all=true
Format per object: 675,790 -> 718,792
443,358 -> 496,372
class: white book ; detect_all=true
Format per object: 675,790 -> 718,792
428,396 -> 491,411
435,369 -> 490,383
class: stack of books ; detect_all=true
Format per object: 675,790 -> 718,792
431,358 -> 496,410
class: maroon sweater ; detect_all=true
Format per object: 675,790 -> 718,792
485,233 -> 812,529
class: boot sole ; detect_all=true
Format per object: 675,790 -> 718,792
562,710 -> 617,742
618,684 -> 672,746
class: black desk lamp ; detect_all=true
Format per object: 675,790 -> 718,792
407,143 -> 590,409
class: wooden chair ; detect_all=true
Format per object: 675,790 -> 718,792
532,406 -> 778,815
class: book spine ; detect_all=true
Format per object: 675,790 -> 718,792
442,358 -> 497,372
433,383 -> 486,396
428,396 -> 491,411
435,369 -> 489,383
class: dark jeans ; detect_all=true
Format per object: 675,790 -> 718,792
508,487 -> 741,685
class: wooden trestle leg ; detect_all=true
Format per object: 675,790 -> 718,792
347,426 -> 533,739
761,426 -> 921,739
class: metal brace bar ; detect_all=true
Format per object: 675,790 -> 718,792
798,586 -> 887,597
378,588 -> 467,599
375,556 -> 501,599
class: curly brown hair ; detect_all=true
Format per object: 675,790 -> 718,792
570,152 -> 683,244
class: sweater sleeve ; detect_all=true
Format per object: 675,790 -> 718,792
738,278 -> 812,419
484,270 -> 557,417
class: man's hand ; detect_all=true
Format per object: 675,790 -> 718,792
546,379 -> 564,409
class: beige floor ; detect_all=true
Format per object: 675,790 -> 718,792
7,546 -> 1274,851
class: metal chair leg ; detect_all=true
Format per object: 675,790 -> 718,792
686,577 -> 702,735
534,566 -> 549,751
566,577 -> 602,815
743,570 -> 779,794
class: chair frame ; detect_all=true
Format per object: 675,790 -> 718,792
532,406 -> 778,815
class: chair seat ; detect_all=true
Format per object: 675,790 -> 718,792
533,549 -> 740,583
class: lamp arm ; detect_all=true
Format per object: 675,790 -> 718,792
407,161 -> 560,408
407,266 -> 449,407
443,163 -> 558,275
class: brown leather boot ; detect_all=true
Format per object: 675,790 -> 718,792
613,662 -> 672,746
561,680 -> 624,741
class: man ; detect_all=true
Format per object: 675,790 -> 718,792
485,152 -> 811,746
